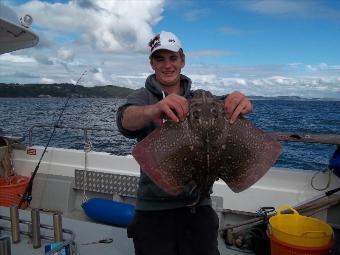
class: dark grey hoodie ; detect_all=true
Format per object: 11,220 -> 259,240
116,74 -> 212,210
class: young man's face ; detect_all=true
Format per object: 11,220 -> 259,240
150,49 -> 185,87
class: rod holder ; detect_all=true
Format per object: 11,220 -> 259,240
53,213 -> 63,242
31,208 -> 41,248
0,237 -> 11,255
10,206 -> 20,243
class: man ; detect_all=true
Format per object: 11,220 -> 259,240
117,31 -> 252,255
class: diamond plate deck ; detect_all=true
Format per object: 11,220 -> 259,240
74,169 -> 139,197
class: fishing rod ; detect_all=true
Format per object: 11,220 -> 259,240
221,185 -> 340,235
18,70 -> 87,208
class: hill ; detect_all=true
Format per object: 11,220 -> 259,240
0,83 -> 135,98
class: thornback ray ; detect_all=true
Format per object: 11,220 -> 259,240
132,90 -> 282,196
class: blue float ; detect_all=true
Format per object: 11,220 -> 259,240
82,198 -> 135,227
329,146 -> 340,178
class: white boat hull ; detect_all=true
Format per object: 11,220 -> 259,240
0,145 -> 339,254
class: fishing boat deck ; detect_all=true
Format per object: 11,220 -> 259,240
0,206 -> 133,255
0,206 -> 258,255
1,206 -> 340,255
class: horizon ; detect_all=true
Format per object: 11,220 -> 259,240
0,0 -> 340,99
2,82 -> 340,101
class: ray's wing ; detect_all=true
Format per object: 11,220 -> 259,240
217,118 -> 282,193
132,120 -> 200,195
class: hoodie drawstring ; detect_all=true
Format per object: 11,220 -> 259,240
161,90 -> 166,123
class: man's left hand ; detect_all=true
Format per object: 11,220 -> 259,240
224,91 -> 253,124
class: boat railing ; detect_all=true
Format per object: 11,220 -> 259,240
270,132 -> 340,145
28,124 -> 340,147
28,124 -> 115,147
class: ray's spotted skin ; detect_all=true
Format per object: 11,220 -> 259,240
132,90 -> 282,200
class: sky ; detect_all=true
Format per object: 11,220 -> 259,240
1,0 -> 340,98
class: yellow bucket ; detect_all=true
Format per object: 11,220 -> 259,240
269,205 -> 333,248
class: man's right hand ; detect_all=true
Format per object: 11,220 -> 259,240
122,94 -> 189,131
155,94 -> 189,123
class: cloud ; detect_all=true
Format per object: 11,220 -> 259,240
305,63 -> 328,72
244,0 -> 310,15
238,0 -> 340,19
183,63 -> 340,98
57,47 -> 75,61
1,1 -> 340,100
40,77 -> 55,84
288,63 -> 340,74
0,2 -> 18,23
92,67 -> 108,84
183,8 -> 210,22
1,1 -> 164,85
18,0 -> 164,53
89,67 -> 101,74
187,50 -> 233,58
187,73 -> 340,98
73,0 -> 101,10
0,53 -> 36,63
110,73 -> 149,89
33,54 -> 53,65
35,32 -> 54,49
0,71 -> 39,81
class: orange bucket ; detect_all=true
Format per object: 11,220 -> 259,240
269,233 -> 334,255
0,175 -> 29,209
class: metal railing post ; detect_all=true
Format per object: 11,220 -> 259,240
31,208 -> 41,248
10,206 -> 20,243
53,212 -> 63,242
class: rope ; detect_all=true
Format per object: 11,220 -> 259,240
310,167 -> 332,191
0,138 -> 14,183
82,135 -> 92,204
161,90 -> 166,124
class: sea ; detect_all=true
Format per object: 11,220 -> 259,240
0,97 -> 339,171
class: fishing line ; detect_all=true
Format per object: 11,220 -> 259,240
18,70 -> 87,208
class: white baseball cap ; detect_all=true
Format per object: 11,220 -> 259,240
149,31 -> 182,56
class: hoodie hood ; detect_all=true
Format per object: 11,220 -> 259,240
145,74 -> 192,99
